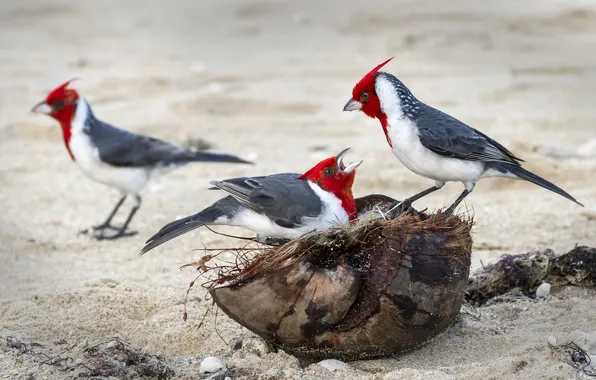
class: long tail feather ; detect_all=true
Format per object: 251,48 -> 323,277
497,163 -> 583,207
188,151 -> 253,164
140,204 -> 223,255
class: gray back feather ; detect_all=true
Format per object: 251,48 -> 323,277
377,72 -> 523,165
415,103 -> 523,164
210,173 -> 323,228
82,103 -> 190,167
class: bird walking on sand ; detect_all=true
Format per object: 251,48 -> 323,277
343,58 -> 582,214
32,79 -> 252,240
140,148 -> 362,254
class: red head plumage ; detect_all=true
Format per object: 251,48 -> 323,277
34,78 -> 82,160
299,150 -> 361,220
346,58 -> 395,146
353,57 -> 393,95
45,78 -> 79,105
350,57 -> 393,120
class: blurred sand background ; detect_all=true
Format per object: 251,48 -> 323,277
1,0 -> 596,378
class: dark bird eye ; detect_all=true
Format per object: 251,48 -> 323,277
360,92 -> 370,101
324,167 -> 334,176
52,99 -> 65,110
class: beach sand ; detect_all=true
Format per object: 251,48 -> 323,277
1,0 -> 596,378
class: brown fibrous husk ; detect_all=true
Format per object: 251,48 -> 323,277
213,210 -> 472,288
195,195 -> 474,360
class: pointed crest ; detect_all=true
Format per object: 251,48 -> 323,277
47,77 -> 80,101
359,57 -> 393,84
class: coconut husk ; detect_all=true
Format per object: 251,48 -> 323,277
201,194 -> 473,360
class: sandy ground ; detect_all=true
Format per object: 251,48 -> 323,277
1,0 -> 596,378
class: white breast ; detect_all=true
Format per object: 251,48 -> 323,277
376,77 -> 484,184
302,181 -> 350,228
384,118 -> 484,183
68,99 -> 150,195
216,181 -> 350,239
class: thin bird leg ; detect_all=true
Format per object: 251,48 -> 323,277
387,185 -> 441,218
80,194 -> 127,234
444,189 -> 471,215
404,185 -> 442,205
97,195 -> 141,240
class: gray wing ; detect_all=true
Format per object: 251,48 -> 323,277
210,173 -> 323,228
416,104 -> 523,164
86,117 -> 188,168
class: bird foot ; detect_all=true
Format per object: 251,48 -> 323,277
256,236 -> 291,246
94,229 -> 139,241
440,204 -> 457,216
78,224 -> 119,235
385,199 -> 413,219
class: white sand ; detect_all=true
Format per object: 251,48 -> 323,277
1,0 -> 596,378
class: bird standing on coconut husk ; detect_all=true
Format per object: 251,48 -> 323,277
32,79 -> 253,240
343,58 -> 583,214
140,148 -> 362,255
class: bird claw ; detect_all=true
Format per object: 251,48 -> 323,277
77,222 -> 138,240
256,236 -> 291,246
94,230 -> 138,241
78,224 -> 119,235
386,199 -> 413,219
440,206 -> 456,216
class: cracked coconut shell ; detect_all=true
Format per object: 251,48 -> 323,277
209,194 -> 473,360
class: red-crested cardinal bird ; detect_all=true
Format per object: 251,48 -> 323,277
140,148 -> 362,254
32,79 -> 253,240
343,58 -> 582,214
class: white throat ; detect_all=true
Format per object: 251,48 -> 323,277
375,76 -> 405,119
71,98 -> 90,135
306,181 -> 350,227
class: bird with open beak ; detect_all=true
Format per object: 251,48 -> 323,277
140,148 -> 362,254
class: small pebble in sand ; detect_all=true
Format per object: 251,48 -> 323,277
319,359 -> 348,373
536,283 -> 551,297
548,335 -> 557,346
199,356 -> 225,374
